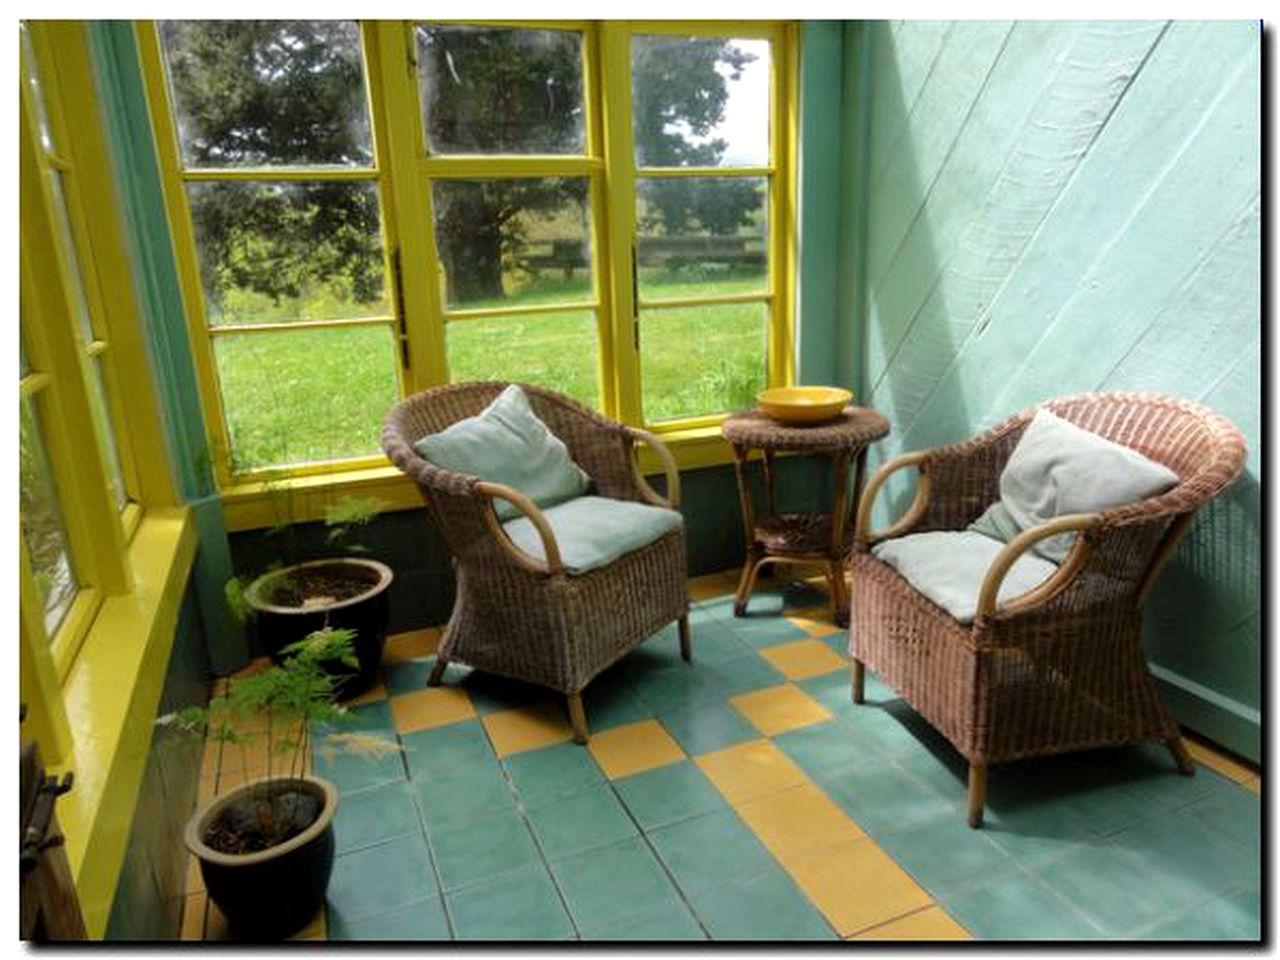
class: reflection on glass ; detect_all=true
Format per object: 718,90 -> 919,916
21,397 -> 77,637
160,20 -> 372,168
49,173 -> 96,344
87,358 -> 126,507
21,23 -> 55,153
187,180 -> 389,325
632,35 -> 770,168
636,177 -> 767,300
431,178 -> 592,309
214,325 -> 400,471
417,24 -> 585,155
641,302 -> 767,422
447,311 -> 599,410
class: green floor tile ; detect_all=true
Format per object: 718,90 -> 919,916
333,780 -> 422,856
503,741 -> 604,803
815,755 -> 956,837
458,670 -> 548,716
582,681 -> 654,732
313,735 -> 406,794
431,808 -> 542,892
773,719 -> 865,777
837,700 -> 938,761
384,658 -> 434,695
648,809 -> 777,896
634,664 -> 726,713
942,868 -> 1103,940
613,760 -> 726,830
446,863 -> 574,940
655,702 -> 757,755
1106,811 -> 1259,906
795,670 -> 861,717
876,815 -> 1016,897
327,832 -> 437,925
1181,783 -> 1262,852
687,865 -> 835,940
550,837 -> 686,932
525,783 -> 638,859
581,903 -> 707,941
401,719 -> 495,780
328,895 -> 451,940
724,615 -> 809,648
701,652 -> 787,697
1140,886 -> 1261,940
682,621 -> 751,662
414,760 -> 517,835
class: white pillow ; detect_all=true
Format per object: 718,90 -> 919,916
872,530 -> 1059,625
969,409 -> 1179,562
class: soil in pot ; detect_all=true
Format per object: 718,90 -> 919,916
203,788 -> 322,855
264,564 -> 381,609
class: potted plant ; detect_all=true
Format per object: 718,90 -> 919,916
234,496 -> 393,699
162,627 -> 397,940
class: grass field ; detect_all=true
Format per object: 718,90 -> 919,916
214,269 -> 769,471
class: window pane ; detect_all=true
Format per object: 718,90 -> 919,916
20,23 -> 54,154
159,20 -> 372,169
447,311 -> 599,410
213,325 -> 400,471
636,176 -> 767,300
21,397 -> 77,637
187,181 -> 390,326
417,25 -> 585,155
431,178 -> 592,310
87,357 -> 126,508
48,172 -> 96,344
641,302 -> 767,422
632,35 -> 770,168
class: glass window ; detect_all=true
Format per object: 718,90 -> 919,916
417,25 -> 585,155
447,310 -> 599,409
159,20 -> 373,168
21,397 -> 78,637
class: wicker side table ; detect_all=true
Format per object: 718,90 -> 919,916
722,407 -> 889,626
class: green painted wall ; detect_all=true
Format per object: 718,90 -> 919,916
843,20 -> 1261,760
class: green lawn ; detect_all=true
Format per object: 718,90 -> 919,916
215,269 -> 769,472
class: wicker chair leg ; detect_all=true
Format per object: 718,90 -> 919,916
734,556 -> 764,617
427,657 -> 449,687
1165,735 -> 1197,776
678,615 -> 692,662
850,660 -> 865,704
967,764 -> 987,828
828,558 -> 850,628
567,693 -> 590,744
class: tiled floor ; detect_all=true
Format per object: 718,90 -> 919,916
183,570 -> 1262,942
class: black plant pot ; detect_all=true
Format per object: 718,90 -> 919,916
245,558 -> 393,699
187,776 -> 338,940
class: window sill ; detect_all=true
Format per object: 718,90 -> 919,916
51,506 -> 198,939
219,422 -> 747,532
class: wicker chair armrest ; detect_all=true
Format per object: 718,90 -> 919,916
855,451 -> 932,547
475,481 -> 565,577
624,427 -> 681,509
976,513 -> 1100,620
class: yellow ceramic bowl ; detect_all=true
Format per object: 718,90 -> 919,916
757,386 -> 853,424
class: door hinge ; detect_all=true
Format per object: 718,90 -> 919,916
392,247 -> 410,369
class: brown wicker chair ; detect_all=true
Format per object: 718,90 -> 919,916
849,392 -> 1247,827
382,382 -> 690,743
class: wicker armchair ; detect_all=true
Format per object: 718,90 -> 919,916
382,382 -> 690,743
849,392 -> 1246,827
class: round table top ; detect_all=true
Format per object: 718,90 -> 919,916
721,406 -> 890,451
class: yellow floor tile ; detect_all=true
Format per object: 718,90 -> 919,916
730,683 -> 832,737
736,782 -> 863,860
383,627 -> 441,665
482,701 -> 574,758
689,571 -> 740,601
786,610 -> 843,638
289,906 -> 327,941
784,837 -> 932,938
186,853 -> 205,896
180,893 -> 206,941
390,686 -> 477,734
197,773 -> 217,807
204,899 -> 231,940
231,656 -> 272,681
759,638 -> 847,680
854,905 -> 970,941
588,719 -> 685,779
695,739 -> 809,804
1185,737 -> 1258,783
343,678 -> 389,708
1244,776 -> 1261,794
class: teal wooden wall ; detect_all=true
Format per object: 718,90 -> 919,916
840,21 -> 1261,760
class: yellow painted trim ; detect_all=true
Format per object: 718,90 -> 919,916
180,166 -> 378,181
444,300 -> 600,323
206,315 -> 396,337
422,156 -> 601,178
20,536 -> 73,763
639,291 -> 772,311
20,371 -> 51,397
776,22 -> 800,388
53,506 -> 198,940
50,587 -> 104,683
636,165 -> 774,178
418,19 -> 590,32
627,21 -> 781,40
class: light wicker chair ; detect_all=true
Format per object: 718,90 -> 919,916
849,392 -> 1247,827
382,382 -> 690,743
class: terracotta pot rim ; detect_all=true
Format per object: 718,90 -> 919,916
185,775 -> 338,868
245,557 -> 393,616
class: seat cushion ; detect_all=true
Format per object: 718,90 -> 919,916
871,530 -> 1059,625
412,384 -> 590,521
502,496 -> 683,575
969,408 -> 1179,562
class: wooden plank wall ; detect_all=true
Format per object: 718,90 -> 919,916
844,20 -> 1261,760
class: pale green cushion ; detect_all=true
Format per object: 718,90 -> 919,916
872,530 -> 1059,625
502,496 -> 683,575
413,384 -> 589,521
969,409 -> 1179,563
